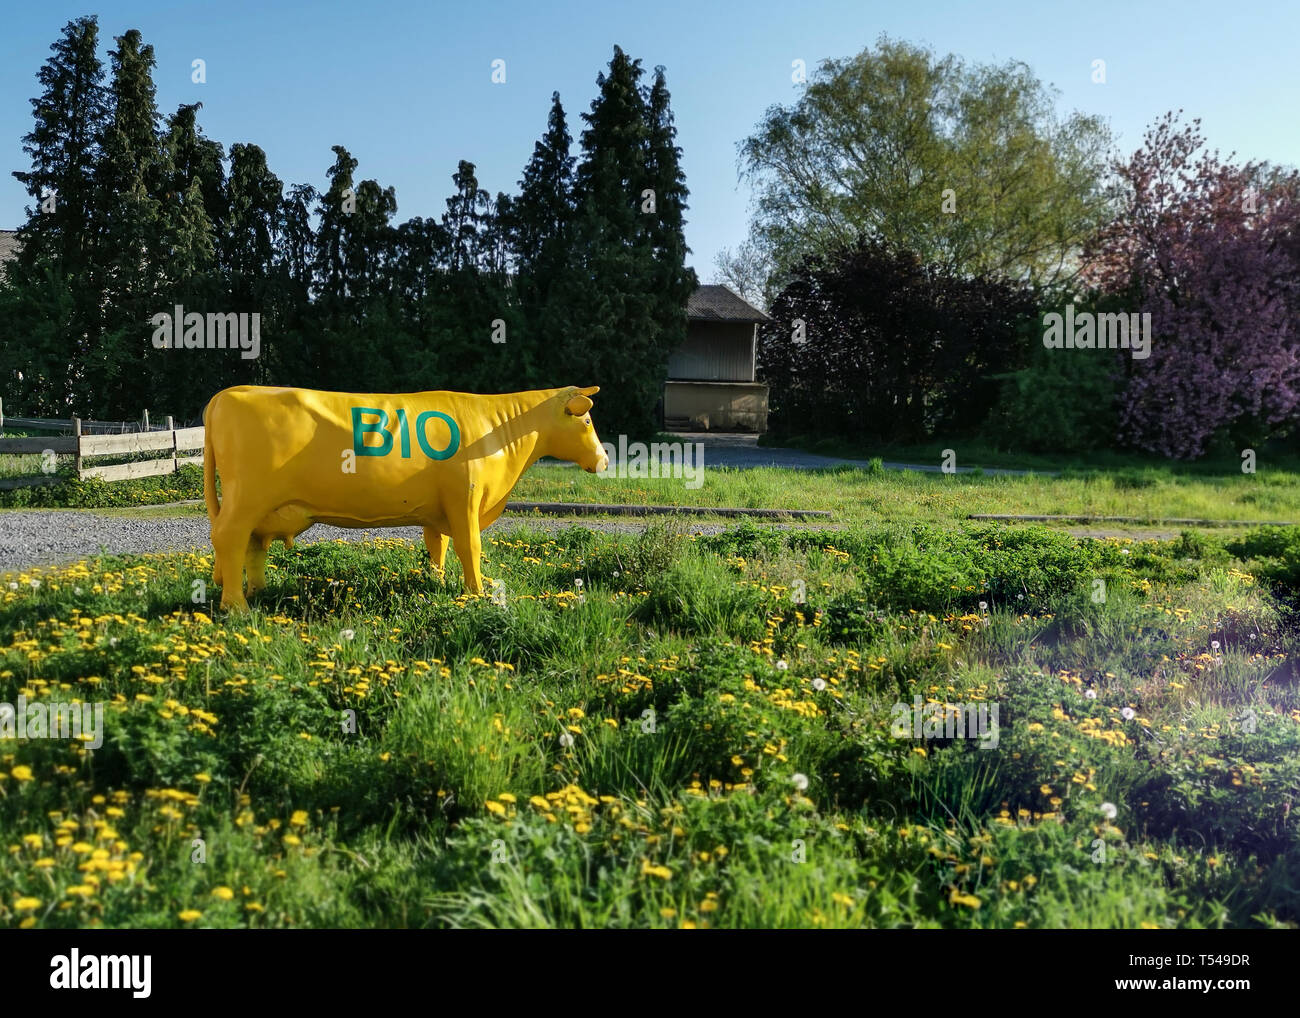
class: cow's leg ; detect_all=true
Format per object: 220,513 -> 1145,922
212,517 -> 253,611
211,493 -> 262,611
423,527 -> 449,576
245,535 -> 270,595
450,519 -> 485,595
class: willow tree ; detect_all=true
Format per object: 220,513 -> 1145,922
735,35 -> 1113,293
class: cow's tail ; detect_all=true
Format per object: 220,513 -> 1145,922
203,398 -> 220,521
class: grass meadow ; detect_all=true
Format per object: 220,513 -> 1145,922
3,463 -> 1300,927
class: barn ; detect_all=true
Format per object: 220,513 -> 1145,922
663,284 -> 770,432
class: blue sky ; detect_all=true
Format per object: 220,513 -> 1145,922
3,0 -> 1296,278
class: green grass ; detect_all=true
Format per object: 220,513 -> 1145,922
3,515 -> 1300,928
510,462 -> 1300,527
762,431 -> 1300,477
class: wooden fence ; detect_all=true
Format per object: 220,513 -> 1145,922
0,400 -> 203,490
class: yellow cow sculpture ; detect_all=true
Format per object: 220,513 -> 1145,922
202,384 -> 607,610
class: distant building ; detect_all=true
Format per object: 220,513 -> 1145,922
664,284 -> 770,432
0,230 -> 20,272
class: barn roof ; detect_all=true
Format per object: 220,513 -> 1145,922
687,284 -> 770,323
0,230 -> 20,268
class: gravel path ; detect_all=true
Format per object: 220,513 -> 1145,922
0,510 -> 762,572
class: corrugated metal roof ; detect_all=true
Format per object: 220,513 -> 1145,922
687,284 -> 770,323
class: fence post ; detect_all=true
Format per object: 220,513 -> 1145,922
0,396 -> 4,437
142,409 -> 149,432
166,415 -> 177,474
72,417 -> 83,479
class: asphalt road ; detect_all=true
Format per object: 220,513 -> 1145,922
647,433 -> 1046,475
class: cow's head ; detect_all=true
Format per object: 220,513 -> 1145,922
548,386 -> 608,473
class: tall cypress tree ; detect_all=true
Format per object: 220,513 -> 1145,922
425,163 -> 524,392
155,102 -> 228,412
278,182 -> 318,298
274,181 -> 319,387
641,65 -> 698,386
314,145 -> 359,308
311,148 -> 401,389
163,103 -> 226,235
225,143 -> 282,287
511,92 -> 575,383
6,16 -> 109,414
158,105 -> 219,297
92,29 -> 169,417
513,92 -> 575,276
442,160 -> 490,273
11,16 -> 108,283
345,178 -> 398,304
560,46 -> 669,437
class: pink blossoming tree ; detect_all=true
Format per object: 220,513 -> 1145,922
1083,113 -> 1300,459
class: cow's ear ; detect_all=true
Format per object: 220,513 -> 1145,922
577,385 -> 600,397
565,394 -> 594,416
